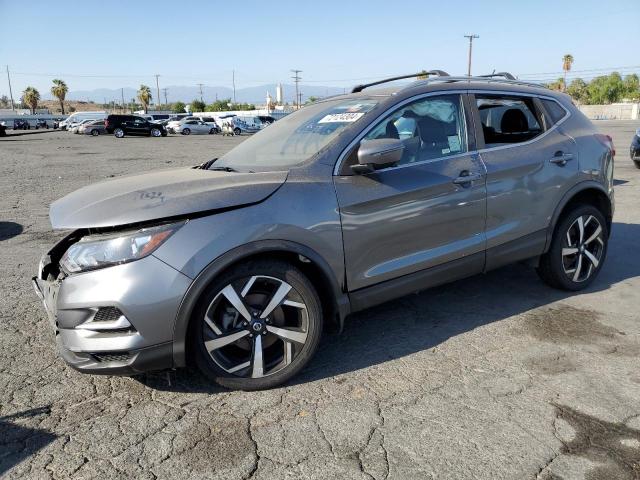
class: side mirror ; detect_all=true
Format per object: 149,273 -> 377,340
352,138 -> 404,174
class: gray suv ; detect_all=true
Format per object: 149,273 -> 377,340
33,71 -> 615,390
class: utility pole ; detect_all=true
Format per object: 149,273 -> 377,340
6,65 -> 15,111
121,88 -> 125,113
155,74 -> 161,109
232,70 -> 236,104
162,88 -> 168,106
197,83 -> 204,103
464,34 -> 479,76
291,69 -> 302,109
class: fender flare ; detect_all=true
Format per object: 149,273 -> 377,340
544,180 -> 611,251
171,239 -> 349,367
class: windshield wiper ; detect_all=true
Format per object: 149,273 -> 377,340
209,166 -> 239,172
193,158 -> 217,169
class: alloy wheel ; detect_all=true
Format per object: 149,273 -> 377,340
151,128 -> 161,137
114,128 -> 124,138
561,214 -> 605,283
202,275 -> 309,378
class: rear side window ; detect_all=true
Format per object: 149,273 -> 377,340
476,96 -> 543,146
541,99 -> 567,125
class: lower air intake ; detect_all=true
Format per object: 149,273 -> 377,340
92,352 -> 131,363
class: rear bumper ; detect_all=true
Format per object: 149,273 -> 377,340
33,253 -> 192,376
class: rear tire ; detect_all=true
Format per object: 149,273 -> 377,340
634,160 -> 640,169
537,205 -> 608,291
191,259 -> 323,391
114,128 -> 125,138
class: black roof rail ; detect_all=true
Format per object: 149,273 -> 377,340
478,72 -> 516,80
351,70 -> 450,93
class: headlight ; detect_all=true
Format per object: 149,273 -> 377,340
60,222 -> 184,274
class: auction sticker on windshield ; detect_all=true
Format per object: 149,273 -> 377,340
318,112 -> 365,123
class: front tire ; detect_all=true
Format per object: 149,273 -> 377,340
233,127 -> 241,135
182,128 -> 191,135
634,160 -> 640,169
150,128 -> 162,137
191,260 -> 323,390
91,129 -> 99,136
537,205 -> 608,291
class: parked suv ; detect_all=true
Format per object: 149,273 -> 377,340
631,128 -> 640,169
34,71 -> 615,390
104,114 -> 167,138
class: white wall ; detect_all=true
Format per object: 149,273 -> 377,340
578,103 -> 639,120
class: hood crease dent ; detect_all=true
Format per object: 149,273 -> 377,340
50,168 -> 288,229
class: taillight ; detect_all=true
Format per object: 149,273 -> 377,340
104,119 -> 109,127
595,133 -> 615,157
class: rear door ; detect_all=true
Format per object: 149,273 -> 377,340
335,93 -> 487,291
470,92 -> 578,268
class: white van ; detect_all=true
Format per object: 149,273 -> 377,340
59,112 -> 107,130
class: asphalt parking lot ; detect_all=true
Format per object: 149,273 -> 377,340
1,122 -> 639,479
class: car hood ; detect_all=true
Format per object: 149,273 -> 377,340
50,167 -> 287,229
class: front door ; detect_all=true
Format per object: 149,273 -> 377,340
334,93 -> 487,291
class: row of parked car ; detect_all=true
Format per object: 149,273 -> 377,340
63,114 -> 276,138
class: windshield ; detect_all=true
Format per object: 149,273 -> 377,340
213,98 -> 378,171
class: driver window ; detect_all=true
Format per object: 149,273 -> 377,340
363,94 -> 467,166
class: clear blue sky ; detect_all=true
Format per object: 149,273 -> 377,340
1,0 -> 638,96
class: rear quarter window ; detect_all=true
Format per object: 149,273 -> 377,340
541,99 -> 567,125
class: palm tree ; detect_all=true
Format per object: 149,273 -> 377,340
562,54 -> 574,92
22,87 -> 40,114
137,85 -> 152,113
50,79 -> 68,114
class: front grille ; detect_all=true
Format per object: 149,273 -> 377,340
92,352 -> 131,363
93,307 -> 123,322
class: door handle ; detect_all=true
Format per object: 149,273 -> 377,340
453,171 -> 482,185
550,152 -> 574,166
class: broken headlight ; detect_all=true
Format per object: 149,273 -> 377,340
60,222 -> 184,274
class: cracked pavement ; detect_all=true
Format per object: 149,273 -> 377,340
1,122 -> 639,479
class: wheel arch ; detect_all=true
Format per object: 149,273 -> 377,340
545,181 -> 612,251
171,240 -> 349,367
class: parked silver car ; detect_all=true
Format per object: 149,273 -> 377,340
177,119 -> 218,135
82,120 -> 107,136
34,71 -> 615,390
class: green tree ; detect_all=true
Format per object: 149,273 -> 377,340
0,95 -> 9,108
172,101 -> 186,113
190,99 -> 206,113
208,98 -> 233,111
137,85 -> 152,113
586,73 -> 625,104
562,54 -> 574,92
546,77 -> 565,92
22,86 -> 40,114
305,96 -> 319,104
566,78 -> 588,104
623,74 -> 640,100
50,79 -> 68,114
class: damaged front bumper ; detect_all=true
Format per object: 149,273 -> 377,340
32,242 -> 192,375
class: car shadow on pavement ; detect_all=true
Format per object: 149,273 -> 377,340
140,222 -> 639,392
0,222 -> 23,241
0,406 -> 57,476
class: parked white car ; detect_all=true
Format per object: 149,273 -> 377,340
177,119 -> 218,135
71,119 -> 95,134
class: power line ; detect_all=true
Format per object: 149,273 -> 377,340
463,34 -> 479,76
197,83 -> 204,102
291,69 -> 302,109
6,65 -> 15,110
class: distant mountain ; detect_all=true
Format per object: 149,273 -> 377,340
42,84 -> 346,105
